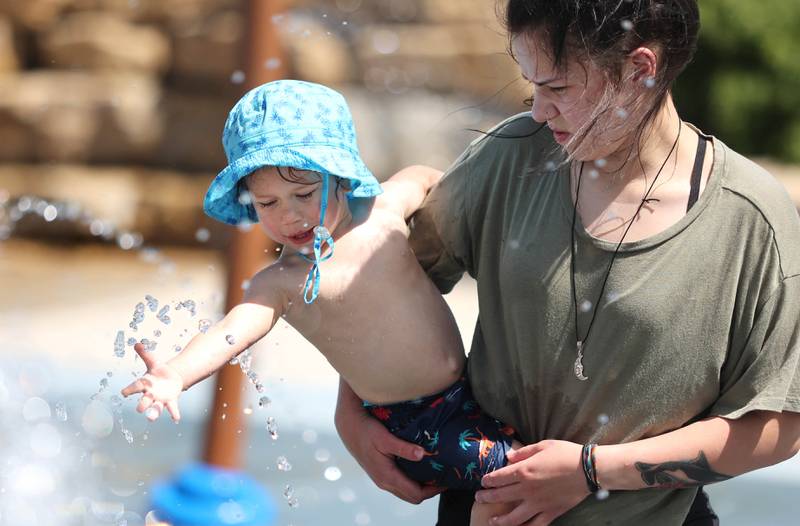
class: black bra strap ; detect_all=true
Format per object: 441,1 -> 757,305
687,135 -> 707,212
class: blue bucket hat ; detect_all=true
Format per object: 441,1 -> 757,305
204,80 -> 382,303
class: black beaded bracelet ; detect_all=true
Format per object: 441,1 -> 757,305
581,443 -> 601,493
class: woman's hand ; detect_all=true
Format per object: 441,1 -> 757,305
475,440 -> 590,526
335,380 -> 441,504
121,343 -> 183,422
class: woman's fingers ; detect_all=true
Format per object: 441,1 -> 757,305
475,482 -> 524,504
491,501 -> 537,526
376,429 -> 425,462
506,442 -> 545,463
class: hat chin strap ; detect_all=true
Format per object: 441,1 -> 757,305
300,173 -> 334,304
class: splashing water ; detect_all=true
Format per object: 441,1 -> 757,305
258,396 -> 271,408
156,305 -> 171,325
225,335 -> 236,345
276,456 -> 292,471
129,303 -> 145,331
198,319 -> 212,333
114,331 -> 126,358
324,466 -> 342,482
145,295 -> 158,313
267,416 -> 279,440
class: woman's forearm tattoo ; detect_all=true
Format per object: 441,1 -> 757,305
634,451 -> 732,488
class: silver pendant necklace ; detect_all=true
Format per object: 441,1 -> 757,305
569,122 -> 682,381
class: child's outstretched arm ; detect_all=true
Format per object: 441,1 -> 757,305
378,165 -> 443,220
121,269 -> 285,422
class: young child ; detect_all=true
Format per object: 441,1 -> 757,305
121,80 -> 517,510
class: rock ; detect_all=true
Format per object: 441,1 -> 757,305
355,23 -> 527,104
0,0 -> 71,31
0,71 -> 162,163
277,13 -> 357,85
0,16 -> 20,72
0,163 -> 223,246
38,11 -> 171,73
156,90 -> 237,171
419,0 -> 497,22
172,9 -> 245,84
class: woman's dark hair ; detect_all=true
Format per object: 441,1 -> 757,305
503,0 -> 700,158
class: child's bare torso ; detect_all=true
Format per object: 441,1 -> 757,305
260,201 -> 466,404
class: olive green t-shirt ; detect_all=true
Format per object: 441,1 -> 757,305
409,114 -> 800,525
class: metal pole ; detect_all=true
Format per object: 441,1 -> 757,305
203,0 -> 287,469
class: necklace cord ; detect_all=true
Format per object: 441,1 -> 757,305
570,121 -> 683,352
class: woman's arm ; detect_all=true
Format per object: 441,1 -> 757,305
334,377 -> 442,504
598,410 -> 800,490
475,411 -> 800,526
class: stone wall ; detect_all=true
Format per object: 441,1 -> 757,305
0,0 -> 528,244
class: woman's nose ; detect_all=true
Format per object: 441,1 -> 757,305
530,93 -> 555,123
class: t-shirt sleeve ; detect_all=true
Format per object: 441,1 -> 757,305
408,146 -> 473,294
709,275 -> 800,419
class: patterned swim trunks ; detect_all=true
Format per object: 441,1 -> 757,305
364,376 -> 515,491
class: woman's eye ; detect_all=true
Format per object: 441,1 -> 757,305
258,201 -> 276,209
297,190 -> 315,200
549,86 -> 567,94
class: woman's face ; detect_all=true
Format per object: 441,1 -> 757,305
512,31 -> 633,162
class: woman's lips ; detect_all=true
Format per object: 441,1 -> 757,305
552,130 -> 571,144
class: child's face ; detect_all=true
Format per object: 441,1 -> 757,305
246,167 -> 346,249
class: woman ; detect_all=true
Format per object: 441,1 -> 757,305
336,1 -> 800,524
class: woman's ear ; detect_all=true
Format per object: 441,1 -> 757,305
627,46 -> 658,84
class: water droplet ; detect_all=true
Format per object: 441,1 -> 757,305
594,159 -> 608,168
225,335 -> 236,345
230,70 -> 246,84
324,466 -> 342,481
372,29 -> 399,54
276,456 -> 292,471
314,448 -> 331,462
589,169 -> 600,179
596,488 -> 610,500
264,57 -> 282,70
123,429 -> 134,444
127,337 -> 137,346
43,204 -> 58,222
238,191 -> 253,205
259,396 -> 271,408
580,300 -> 592,312
241,279 -> 251,291
283,484 -> 294,499
145,295 -> 158,312
644,77 -> 656,88
302,429 -> 318,444
287,497 -> 299,508
82,400 -> 114,438
355,511 -> 371,525
267,416 -> 278,440
198,319 -> 212,333
606,291 -> 620,302
615,107 -> 629,119
621,19 -> 633,31
243,406 -> 253,415
153,329 -> 161,337
145,407 -> 159,420
195,228 -> 210,242
23,397 -> 51,421
55,402 -> 68,421
597,413 -> 610,425
114,331 -> 126,358
338,487 -> 357,503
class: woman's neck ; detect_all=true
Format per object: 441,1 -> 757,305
592,97 -> 684,191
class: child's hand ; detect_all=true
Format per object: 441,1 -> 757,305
121,343 -> 183,423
